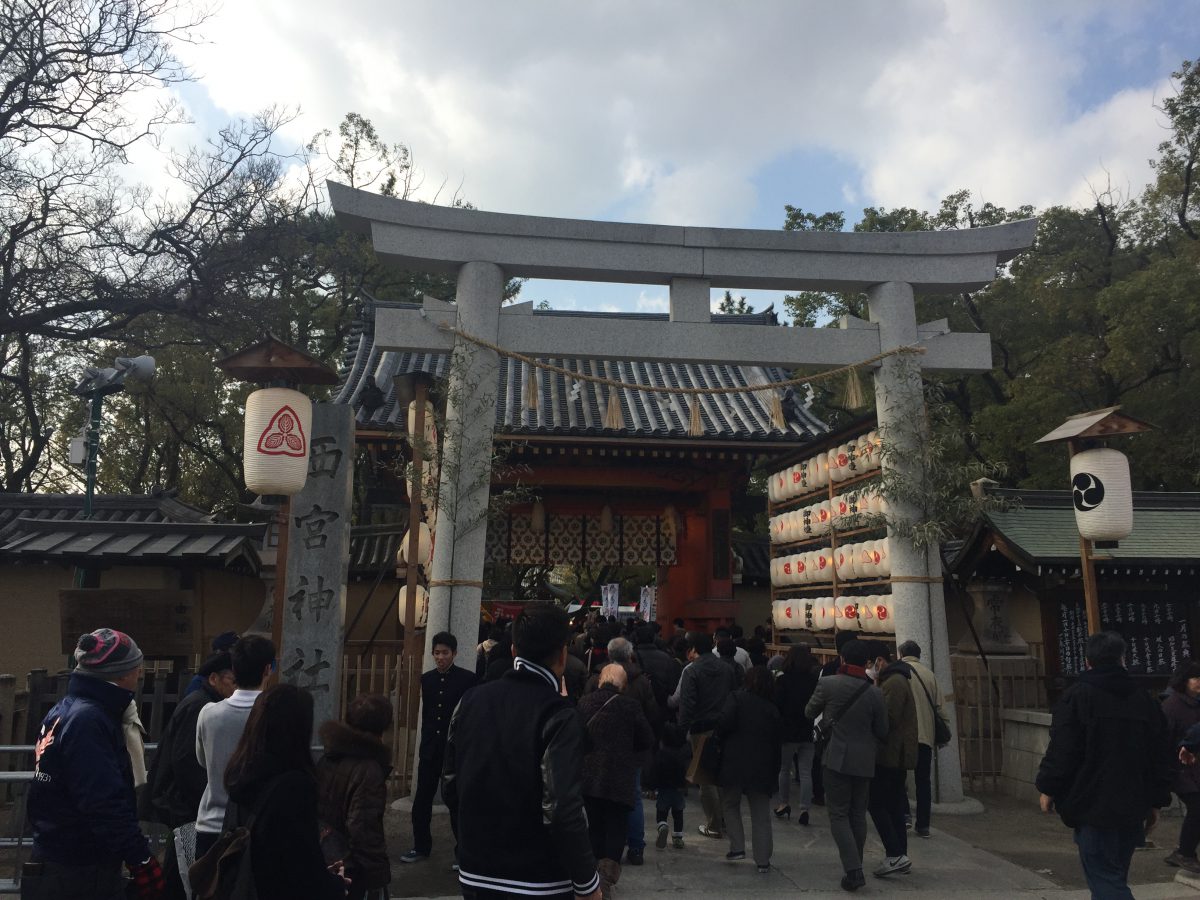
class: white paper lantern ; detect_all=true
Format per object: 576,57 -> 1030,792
857,542 -> 877,578
832,495 -> 852,526
801,505 -> 815,538
244,388 -> 312,496
771,469 -> 786,503
827,448 -> 844,483
770,558 -> 782,586
835,543 -> 858,580
1069,448 -> 1133,541
789,463 -> 805,498
805,458 -> 820,490
397,584 -> 429,630
874,596 -> 895,634
795,553 -> 809,584
835,600 -> 864,631
769,515 -> 783,544
858,597 -> 878,633
813,547 -> 834,582
876,538 -> 891,577
398,522 -> 434,568
816,454 -> 830,487
813,501 -> 832,535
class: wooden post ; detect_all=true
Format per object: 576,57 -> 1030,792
271,496 -> 291,657
1068,440 -> 1102,634
403,376 -> 427,734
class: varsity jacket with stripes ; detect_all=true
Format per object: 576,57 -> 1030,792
443,657 -> 599,897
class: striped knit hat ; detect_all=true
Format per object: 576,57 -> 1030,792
74,628 -> 144,677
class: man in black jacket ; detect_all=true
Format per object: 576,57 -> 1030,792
1036,631 -> 1173,899
634,625 -> 682,709
443,604 -> 600,900
143,652 -> 234,899
679,631 -> 739,840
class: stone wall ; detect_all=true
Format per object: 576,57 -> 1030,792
998,708 -> 1052,800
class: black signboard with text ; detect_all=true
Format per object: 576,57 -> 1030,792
1055,593 -> 1193,677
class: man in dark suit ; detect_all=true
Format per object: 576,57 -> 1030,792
805,639 -> 887,892
401,631 -> 476,866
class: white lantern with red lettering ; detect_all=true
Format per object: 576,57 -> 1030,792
244,388 -> 312,495
1069,448 -> 1133,541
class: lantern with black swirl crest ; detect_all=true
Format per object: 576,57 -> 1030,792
1068,449 -> 1132,541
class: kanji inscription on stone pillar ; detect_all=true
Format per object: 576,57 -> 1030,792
282,402 -> 353,731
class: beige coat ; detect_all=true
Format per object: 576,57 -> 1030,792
901,656 -> 945,748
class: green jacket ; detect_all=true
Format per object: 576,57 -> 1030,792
876,662 -> 918,770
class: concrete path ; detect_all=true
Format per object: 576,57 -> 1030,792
384,793 -> 1200,899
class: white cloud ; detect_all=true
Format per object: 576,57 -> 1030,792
635,291 -> 668,313
159,0 -> 1189,233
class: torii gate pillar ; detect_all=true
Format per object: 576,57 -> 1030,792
425,261 -> 504,648
869,281 -> 964,802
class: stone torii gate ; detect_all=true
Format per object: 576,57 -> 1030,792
329,181 -> 1036,804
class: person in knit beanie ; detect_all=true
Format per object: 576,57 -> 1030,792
26,628 -> 164,900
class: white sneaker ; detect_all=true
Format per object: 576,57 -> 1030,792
872,855 -> 912,877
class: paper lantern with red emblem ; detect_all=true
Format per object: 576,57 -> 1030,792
244,388 -> 312,495
835,543 -> 858,581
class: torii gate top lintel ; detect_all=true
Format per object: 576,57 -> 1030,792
328,181 -> 1037,293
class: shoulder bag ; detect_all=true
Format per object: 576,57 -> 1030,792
915,671 -> 952,748
813,679 -> 873,752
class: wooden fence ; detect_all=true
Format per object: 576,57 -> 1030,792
951,652 -> 1047,792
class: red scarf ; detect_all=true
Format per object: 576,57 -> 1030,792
838,663 -> 869,679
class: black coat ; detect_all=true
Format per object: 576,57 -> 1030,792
715,690 -> 782,795
578,686 -> 653,807
227,767 -> 345,900
1036,665 -> 1172,829
644,734 -> 692,791
442,660 -> 599,897
679,652 -> 739,734
634,642 -> 682,706
1163,691 -> 1200,796
775,666 -> 818,744
143,683 -> 221,827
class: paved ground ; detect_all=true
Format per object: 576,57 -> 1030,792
382,790 -> 1200,899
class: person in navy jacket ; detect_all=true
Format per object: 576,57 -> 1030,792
26,628 -> 164,900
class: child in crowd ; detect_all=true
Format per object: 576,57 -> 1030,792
646,722 -> 692,849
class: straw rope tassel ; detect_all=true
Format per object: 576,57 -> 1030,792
842,366 -> 867,410
768,391 -> 786,431
604,390 -> 625,430
524,364 -> 538,412
688,399 -> 704,436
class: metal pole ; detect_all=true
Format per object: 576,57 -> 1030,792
82,392 -> 103,519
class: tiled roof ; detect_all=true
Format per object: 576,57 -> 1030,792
348,523 -> 404,576
0,492 -> 263,571
336,297 -> 827,442
956,489 -> 1200,568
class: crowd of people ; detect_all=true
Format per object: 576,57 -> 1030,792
22,611 -> 1200,900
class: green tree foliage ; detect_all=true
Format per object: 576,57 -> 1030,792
716,290 -> 754,314
782,59 -> 1200,490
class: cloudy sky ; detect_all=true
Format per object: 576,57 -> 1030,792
140,0 -> 1199,314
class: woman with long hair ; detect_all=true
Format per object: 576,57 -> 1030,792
1164,659 -> 1200,873
715,666 -> 783,873
224,684 -> 346,899
774,645 -> 820,825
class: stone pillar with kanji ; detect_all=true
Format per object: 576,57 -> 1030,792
281,402 -> 353,730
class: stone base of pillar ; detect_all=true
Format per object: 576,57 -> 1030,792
930,797 -> 986,816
